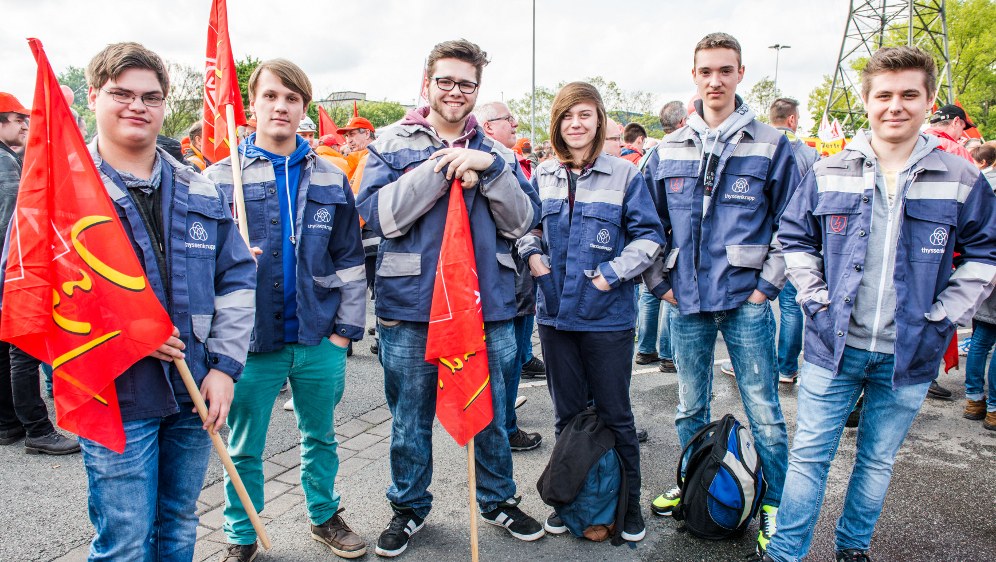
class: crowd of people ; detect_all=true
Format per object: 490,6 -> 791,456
0,31 -> 994,562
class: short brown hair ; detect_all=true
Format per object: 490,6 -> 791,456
623,123 -> 647,144
860,46 -> 937,99
248,59 -> 313,109
549,82 -> 606,169
768,98 -> 801,125
971,144 -> 996,168
426,39 -> 490,83
694,32 -> 742,67
86,42 -> 170,94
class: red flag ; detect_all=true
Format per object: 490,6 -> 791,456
203,0 -> 247,163
317,106 -> 345,146
0,39 -> 174,453
954,100 -> 983,140
943,332 -> 959,373
424,180 -> 493,446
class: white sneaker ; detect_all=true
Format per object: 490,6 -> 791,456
514,396 -> 527,409
283,398 -> 294,411
720,361 -> 735,377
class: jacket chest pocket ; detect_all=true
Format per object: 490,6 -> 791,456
581,204 -> 622,257
242,184 -> 269,243
656,160 -> 698,211
814,193 -> 863,255
541,198 -> 564,250
716,160 -> 766,210
301,186 -> 347,239
185,195 -> 225,260
905,199 -> 957,263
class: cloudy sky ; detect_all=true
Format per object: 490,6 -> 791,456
3,0 -> 848,130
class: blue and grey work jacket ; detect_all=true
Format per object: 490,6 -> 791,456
517,155 -> 664,331
643,121 -> 800,313
778,133 -> 996,388
355,114 -> 539,323
206,150 -> 366,351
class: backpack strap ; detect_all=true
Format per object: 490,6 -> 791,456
609,453 -> 629,546
675,417 -> 722,488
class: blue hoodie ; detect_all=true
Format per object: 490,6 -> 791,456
241,134 -> 310,342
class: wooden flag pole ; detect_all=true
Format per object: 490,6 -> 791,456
174,357 -> 272,550
225,104 -> 250,245
467,437 -> 480,562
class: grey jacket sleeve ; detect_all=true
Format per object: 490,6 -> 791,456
478,153 -> 539,240
373,159 -> 449,239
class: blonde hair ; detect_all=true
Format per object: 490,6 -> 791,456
248,59 -> 313,108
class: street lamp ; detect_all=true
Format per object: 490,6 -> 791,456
768,44 -> 791,94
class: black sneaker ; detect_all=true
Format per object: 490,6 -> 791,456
544,511 -> 567,535
636,428 -> 649,443
520,357 -> 546,379
621,503 -> 646,542
509,429 -> 542,451
658,359 -> 677,373
927,380 -> 952,399
836,549 -> 873,562
219,542 -> 258,562
375,504 -> 424,558
24,431 -> 80,455
481,498 -> 545,541
846,397 -> 863,428
370,340 -> 379,354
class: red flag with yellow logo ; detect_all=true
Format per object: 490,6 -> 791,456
424,180 -> 493,446
203,0 -> 246,163
0,39 -> 174,453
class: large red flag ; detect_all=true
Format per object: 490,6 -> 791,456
203,0 -> 246,163
425,180 -> 493,446
0,39 -> 174,453
317,106 -> 346,146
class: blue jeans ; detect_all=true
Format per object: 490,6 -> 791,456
506,315 -> 537,436
766,348 -> 930,561
224,340 -> 347,544
777,281 -> 803,378
637,286 -> 672,359
79,411 -> 212,561
379,320 -> 517,519
966,320 -> 996,411
669,300 -> 787,506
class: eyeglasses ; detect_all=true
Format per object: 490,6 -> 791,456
432,77 -> 479,94
101,88 -> 165,107
487,115 -> 516,126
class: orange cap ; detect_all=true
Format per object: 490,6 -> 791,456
337,116 -> 375,134
0,92 -> 30,115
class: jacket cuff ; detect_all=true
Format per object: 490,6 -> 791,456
481,152 -> 505,182
598,263 -> 622,288
333,323 -> 364,341
209,354 -> 244,382
756,278 -> 780,301
650,278 -> 671,299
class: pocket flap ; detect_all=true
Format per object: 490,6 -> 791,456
378,252 -> 421,277
582,204 -> 622,225
814,192 -> 862,215
313,274 -> 344,289
905,199 -> 958,225
187,194 -> 225,219
541,198 -> 563,218
306,186 -> 347,206
726,244 -> 768,269
191,314 -> 212,342
496,253 -> 515,269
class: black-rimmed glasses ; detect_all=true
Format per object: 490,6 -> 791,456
432,77 -> 479,94
101,89 -> 165,107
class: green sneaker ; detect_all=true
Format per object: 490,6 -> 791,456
650,485 -> 681,516
756,504 -> 778,554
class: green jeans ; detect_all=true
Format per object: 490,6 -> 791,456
223,339 -> 347,544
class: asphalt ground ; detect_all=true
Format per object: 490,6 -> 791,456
1,304 -> 995,562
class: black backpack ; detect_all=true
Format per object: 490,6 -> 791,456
673,414 -> 766,540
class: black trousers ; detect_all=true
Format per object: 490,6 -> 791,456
0,342 -> 54,438
538,325 -> 640,502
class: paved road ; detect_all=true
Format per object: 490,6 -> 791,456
2,307 -> 994,562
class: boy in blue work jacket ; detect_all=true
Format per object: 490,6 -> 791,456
206,59 -> 368,561
644,32 -> 799,555
759,46 -> 996,562
356,39 -> 544,558
74,42 -> 257,561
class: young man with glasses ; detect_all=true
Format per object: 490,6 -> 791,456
356,39 -> 544,557
75,42 -> 256,560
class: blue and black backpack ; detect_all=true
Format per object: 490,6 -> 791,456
673,413 -> 766,540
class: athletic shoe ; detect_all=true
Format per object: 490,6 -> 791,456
958,337 -> 971,356
481,499 -> 545,541
836,548 -> 873,562
636,428 -> 649,443
279,380 -> 290,393
370,340 -> 379,354
621,503 -> 646,542
927,380 -> 952,399
508,429 -> 542,451
520,357 -> 546,379
650,485 -> 681,516
778,371 -> 798,384
219,542 -> 258,562
375,504 -> 424,558
311,508 -> 367,558
744,552 -> 774,562
367,326 -> 376,336
283,398 -> 294,412
756,504 -> 777,554
635,352 -> 660,365
964,399 -> 986,420
514,396 -> 527,409
985,411 -> 996,431
544,511 -> 567,535
659,359 -> 677,373
720,361 -> 735,377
